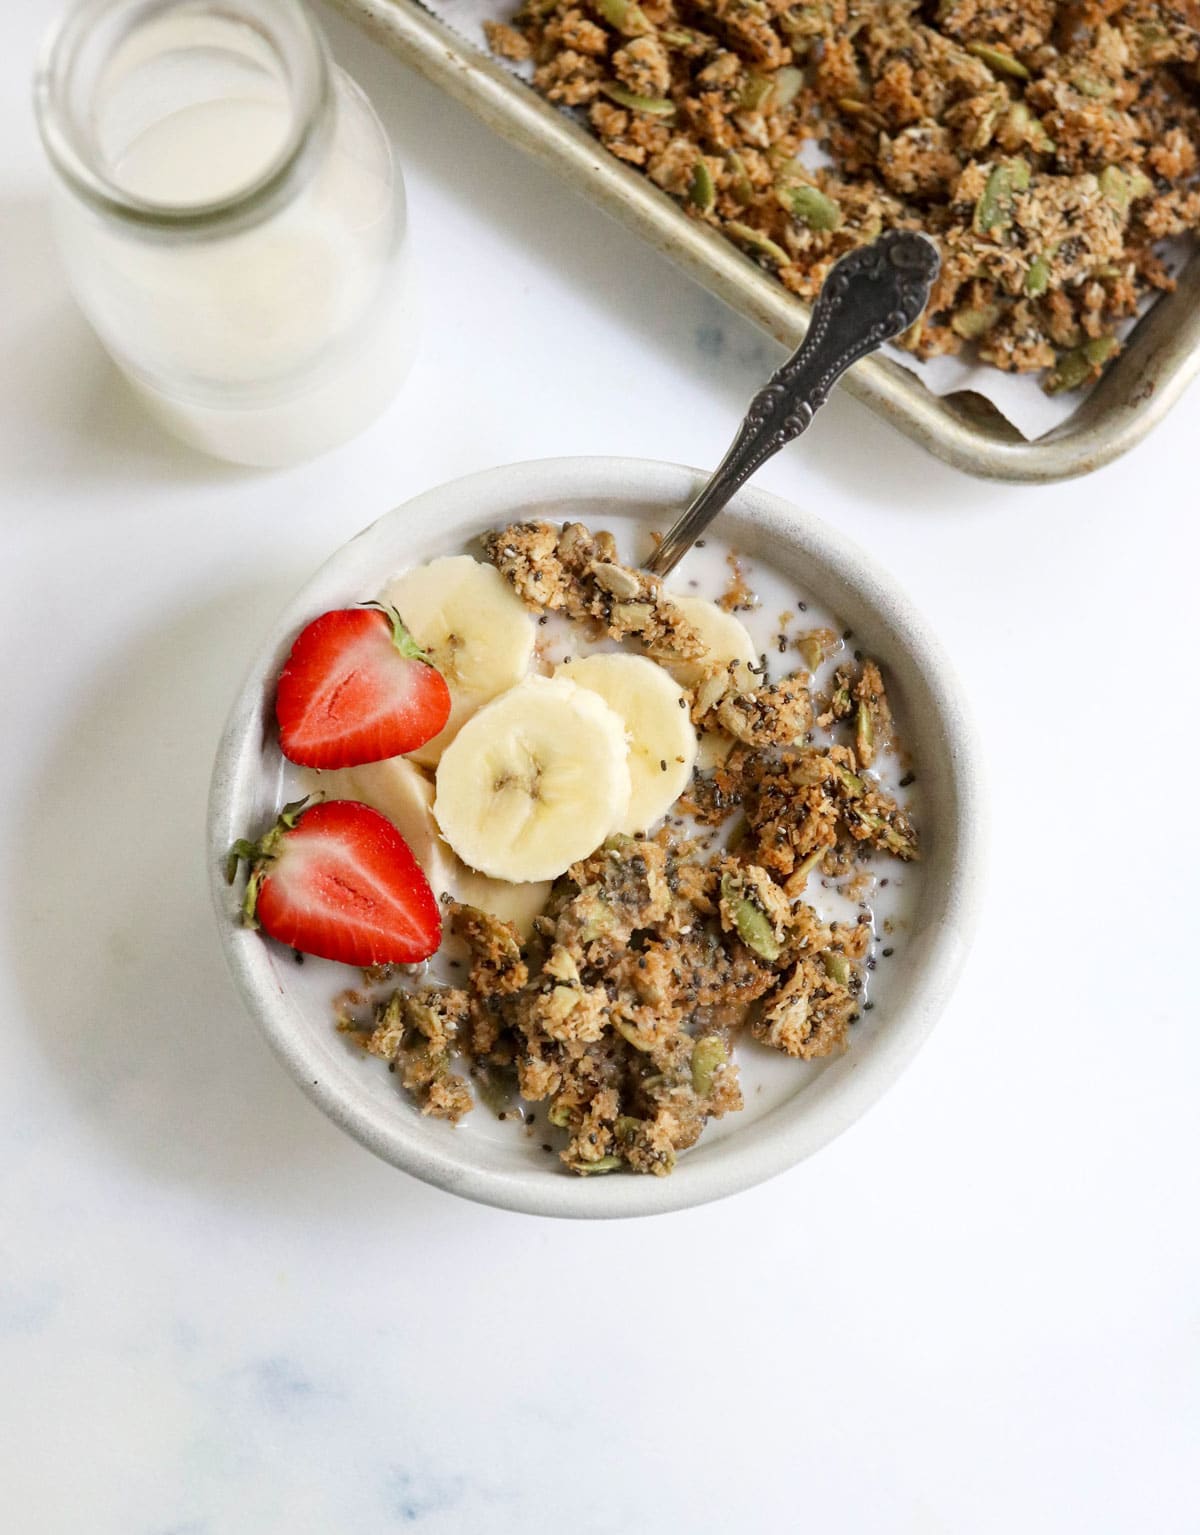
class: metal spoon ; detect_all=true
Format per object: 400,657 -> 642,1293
645,230 -> 941,579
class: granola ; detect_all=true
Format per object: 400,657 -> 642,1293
341,522 -> 921,1176
483,520 -> 705,654
366,818 -> 863,1168
491,0 -> 1200,392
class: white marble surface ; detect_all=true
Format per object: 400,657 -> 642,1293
2,3 -> 1197,1530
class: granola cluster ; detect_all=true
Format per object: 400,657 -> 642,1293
486,0 -> 1200,392
345,522 -> 919,1178
483,519 -> 704,653
366,822 -> 879,1175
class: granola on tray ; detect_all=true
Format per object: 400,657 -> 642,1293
486,0 -> 1200,393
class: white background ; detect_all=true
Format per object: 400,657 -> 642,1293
2,3 -> 1196,1530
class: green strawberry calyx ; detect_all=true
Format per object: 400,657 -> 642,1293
358,601 -> 433,665
224,795 -> 320,929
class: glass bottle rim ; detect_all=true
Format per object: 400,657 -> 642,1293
33,0 -> 333,236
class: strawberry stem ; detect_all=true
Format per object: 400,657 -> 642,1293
226,794 -> 322,929
360,601 -> 432,663
224,839 -> 259,885
242,867 -> 266,929
278,795 -> 312,828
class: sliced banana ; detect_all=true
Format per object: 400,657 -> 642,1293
649,594 -> 757,688
380,555 -> 535,768
434,675 -> 631,883
321,755 -> 550,938
557,653 -> 697,834
453,868 -> 551,940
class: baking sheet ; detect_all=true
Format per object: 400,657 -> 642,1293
423,0 -> 1124,442
331,0 -> 1200,479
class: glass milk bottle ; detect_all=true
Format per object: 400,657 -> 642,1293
35,0 -> 414,467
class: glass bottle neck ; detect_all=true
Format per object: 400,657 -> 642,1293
34,0 -> 334,238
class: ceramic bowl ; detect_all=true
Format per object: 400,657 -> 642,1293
208,457 -> 985,1218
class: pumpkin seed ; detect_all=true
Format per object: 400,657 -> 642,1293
691,1035 -> 728,1096
1024,251 -> 1053,296
594,0 -> 653,36
689,158 -> 716,214
777,181 -> 842,230
724,221 -> 790,266
950,303 -> 1002,339
720,873 -> 781,962
600,82 -> 675,116
966,42 -> 1030,80
973,157 -> 1030,235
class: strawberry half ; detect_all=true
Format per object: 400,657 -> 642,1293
227,798 -> 442,966
275,605 -> 451,769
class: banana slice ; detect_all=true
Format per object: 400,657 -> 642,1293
454,868 -> 552,940
434,675 -> 631,883
380,555 -> 536,768
320,755 -> 550,938
557,653 -> 697,834
649,595 -> 757,688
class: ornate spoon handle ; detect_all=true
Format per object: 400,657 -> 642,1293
645,230 -> 940,578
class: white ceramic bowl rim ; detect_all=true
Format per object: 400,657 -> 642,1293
208,457 -> 986,1219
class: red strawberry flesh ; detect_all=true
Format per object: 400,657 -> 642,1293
252,800 -> 441,966
276,607 -> 451,769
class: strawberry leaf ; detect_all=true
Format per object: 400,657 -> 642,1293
229,796 -> 323,925
359,601 -> 433,664
224,838 -> 260,885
